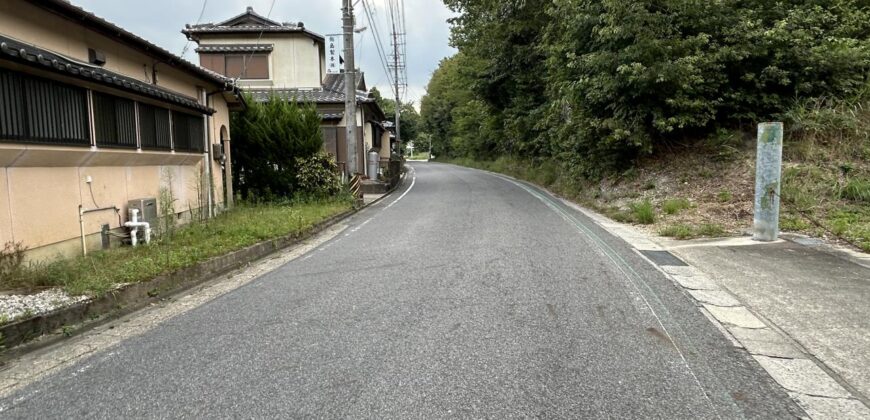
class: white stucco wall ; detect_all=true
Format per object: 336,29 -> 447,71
198,33 -> 324,88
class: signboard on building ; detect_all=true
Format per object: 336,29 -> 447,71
326,34 -> 342,74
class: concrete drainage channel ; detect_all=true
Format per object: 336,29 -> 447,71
573,203 -> 870,420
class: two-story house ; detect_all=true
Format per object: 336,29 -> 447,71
0,0 -> 245,261
183,7 -> 392,177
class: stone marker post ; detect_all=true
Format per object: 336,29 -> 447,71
753,122 -> 784,241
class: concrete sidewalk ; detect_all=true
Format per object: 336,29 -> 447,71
663,235 -> 870,418
571,201 -> 870,419
664,237 -> 870,390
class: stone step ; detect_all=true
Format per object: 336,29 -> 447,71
361,179 -> 389,194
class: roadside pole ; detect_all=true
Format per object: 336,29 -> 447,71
342,0 -> 357,175
753,122 -> 784,241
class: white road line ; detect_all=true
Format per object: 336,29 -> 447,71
384,167 -> 416,210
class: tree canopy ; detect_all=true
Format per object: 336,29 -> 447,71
370,87 -> 421,145
422,0 -> 870,177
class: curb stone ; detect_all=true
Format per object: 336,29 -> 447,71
0,176 -> 405,359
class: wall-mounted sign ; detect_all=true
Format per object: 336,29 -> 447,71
326,34 -> 342,74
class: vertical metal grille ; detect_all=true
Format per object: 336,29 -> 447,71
139,102 -> 172,150
172,111 -> 205,153
0,68 -> 89,145
0,69 -> 25,139
94,91 -> 137,148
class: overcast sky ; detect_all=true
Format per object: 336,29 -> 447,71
73,0 -> 456,109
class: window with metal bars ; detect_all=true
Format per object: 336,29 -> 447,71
93,91 -> 137,148
138,102 -> 172,150
0,68 -> 90,146
172,111 -> 205,153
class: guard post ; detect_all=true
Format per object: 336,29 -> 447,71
753,122 -> 784,241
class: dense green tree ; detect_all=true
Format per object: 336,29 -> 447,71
231,94 -> 323,199
422,0 -> 870,177
370,87 -> 421,144
420,52 -> 488,158
443,0 -> 551,156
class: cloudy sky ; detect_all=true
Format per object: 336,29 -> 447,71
73,0 -> 457,108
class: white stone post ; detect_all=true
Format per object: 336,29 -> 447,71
753,122 -> 784,241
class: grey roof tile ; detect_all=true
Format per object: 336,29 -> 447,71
0,35 -> 214,114
196,44 -> 274,53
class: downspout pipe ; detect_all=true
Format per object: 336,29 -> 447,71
204,90 -> 214,218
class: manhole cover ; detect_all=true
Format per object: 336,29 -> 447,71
639,250 -> 688,266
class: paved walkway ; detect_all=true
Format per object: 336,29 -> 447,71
578,203 -> 870,419
665,236 -> 870,408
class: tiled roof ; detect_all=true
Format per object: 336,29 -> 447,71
247,71 -> 377,105
0,35 -> 214,114
27,0 -> 239,90
183,7 -> 324,42
195,44 -> 273,53
248,89 -> 345,104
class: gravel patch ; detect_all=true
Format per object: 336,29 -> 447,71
0,290 -> 89,323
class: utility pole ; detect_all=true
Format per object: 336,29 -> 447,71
391,16 -> 402,152
342,0 -> 357,175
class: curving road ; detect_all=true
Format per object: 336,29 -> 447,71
0,163 -> 803,418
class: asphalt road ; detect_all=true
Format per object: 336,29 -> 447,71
0,163 -> 804,418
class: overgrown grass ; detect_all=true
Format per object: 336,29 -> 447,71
659,223 -> 726,239
1,198 -> 353,296
841,178 -> 870,203
659,224 -> 695,239
408,151 -> 431,160
630,200 -> 656,224
662,198 -> 691,215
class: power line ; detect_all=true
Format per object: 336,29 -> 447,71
360,0 -> 395,89
180,0 -> 209,58
361,0 -> 394,88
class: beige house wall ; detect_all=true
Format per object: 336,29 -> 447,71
197,33 -> 324,89
380,131 -> 393,159
0,1 -> 235,261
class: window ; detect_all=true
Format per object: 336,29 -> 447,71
0,68 -> 89,146
200,53 -> 269,80
172,111 -> 205,153
138,102 -> 171,150
93,91 -> 137,148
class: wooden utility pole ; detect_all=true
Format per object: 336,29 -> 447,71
342,0 -> 357,175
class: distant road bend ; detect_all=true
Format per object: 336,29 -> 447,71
0,162 -> 803,418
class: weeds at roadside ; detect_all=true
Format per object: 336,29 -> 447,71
660,223 -> 726,239
630,200 -> 656,224
841,178 -> 870,203
0,199 -> 353,296
662,198 -> 691,215
659,224 -> 695,239
717,190 -> 733,203
697,224 -> 725,237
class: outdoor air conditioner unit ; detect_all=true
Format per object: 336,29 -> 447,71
128,198 -> 158,226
